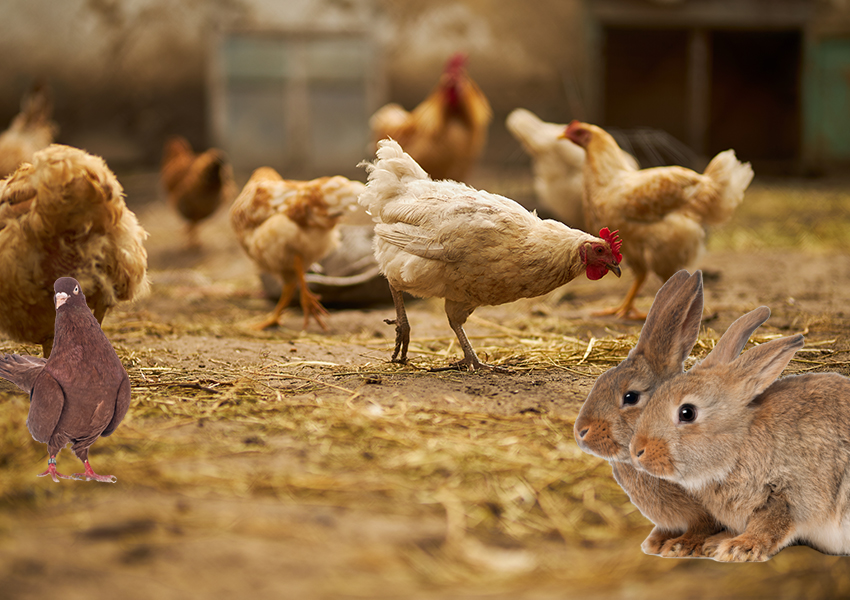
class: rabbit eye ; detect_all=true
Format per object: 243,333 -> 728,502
678,404 -> 697,423
622,391 -> 640,407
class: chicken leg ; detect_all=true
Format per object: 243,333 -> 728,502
431,300 -> 510,373
593,271 -> 648,320
253,255 -> 328,330
385,283 -> 410,363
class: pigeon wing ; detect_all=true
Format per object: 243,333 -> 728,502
26,371 -> 65,444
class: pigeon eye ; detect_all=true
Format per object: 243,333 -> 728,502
622,391 -> 640,407
73,286 -> 79,294
678,404 -> 697,423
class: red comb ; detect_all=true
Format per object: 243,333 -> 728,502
599,228 -> 622,262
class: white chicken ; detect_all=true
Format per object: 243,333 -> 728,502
359,139 -> 623,371
506,108 -> 639,228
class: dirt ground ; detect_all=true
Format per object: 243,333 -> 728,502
2,171 -> 850,599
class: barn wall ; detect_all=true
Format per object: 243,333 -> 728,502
0,0 -> 588,168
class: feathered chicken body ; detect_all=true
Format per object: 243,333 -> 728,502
160,136 -> 234,247
0,144 -> 149,356
230,168 -> 363,330
370,53 -> 492,182
360,139 -> 623,371
564,121 -> 753,319
506,108 -> 587,227
0,83 -> 57,178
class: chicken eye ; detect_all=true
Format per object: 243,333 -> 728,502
595,247 -> 603,254
622,391 -> 640,407
678,404 -> 697,423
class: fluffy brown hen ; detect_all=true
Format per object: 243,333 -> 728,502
160,136 -> 235,248
230,167 -> 363,330
0,83 -> 58,178
369,53 -> 492,182
0,144 -> 150,356
359,139 -> 623,372
563,121 -> 753,320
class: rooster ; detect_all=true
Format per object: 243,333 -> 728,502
359,139 -> 623,372
0,144 -> 150,357
160,136 -> 235,248
230,168 -> 363,330
369,53 -> 492,182
0,83 -> 58,179
563,121 -> 753,320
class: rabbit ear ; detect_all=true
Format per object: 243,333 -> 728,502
632,270 -> 703,375
728,333 -> 805,402
699,306 -> 771,369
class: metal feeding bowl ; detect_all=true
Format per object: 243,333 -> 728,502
260,224 -> 392,308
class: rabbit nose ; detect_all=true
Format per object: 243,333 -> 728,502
634,447 -> 645,458
577,426 -> 590,439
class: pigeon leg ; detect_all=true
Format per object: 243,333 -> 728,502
294,254 -> 329,330
432,300 -> 511,373
384,284 -> 410,363
73,460 -> 117,483
36,455 -> 74,483
592,271 -> 647,320
252,281 -> 297,330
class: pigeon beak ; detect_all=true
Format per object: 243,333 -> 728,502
55,292 -> 69,309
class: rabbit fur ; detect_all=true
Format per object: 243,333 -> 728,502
631,307 -> 850,562
574,270 -> 724,556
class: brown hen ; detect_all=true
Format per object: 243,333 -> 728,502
563,121 -> 753,320
0,144 -> 149,356
370,53 -> 492,182
230,168 -> 363,330
0,83 -> 57,178
161,136 -> 235,248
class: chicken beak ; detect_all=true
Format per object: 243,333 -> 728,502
55,292 -> 69,309
609,264 -> 622,278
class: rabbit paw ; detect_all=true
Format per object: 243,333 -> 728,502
641,527 -> 680,555
701,531 -> 734,558
713,534 -> 775,562
658,532 -> 712,558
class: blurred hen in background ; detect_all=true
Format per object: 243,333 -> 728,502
507,108 -> 638,228
0,144 -> 149,356
0,82 -> 57,179
369,53 -> 492,182
160,136 -> 235,249
230,167 -> 363,331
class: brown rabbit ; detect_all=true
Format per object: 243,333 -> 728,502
630,310 -> 850,562
574,269 -> 724,556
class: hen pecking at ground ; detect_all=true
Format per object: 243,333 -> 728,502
0,144 -> 149,356
230,167 -> 363,330
359,139 -> 623,372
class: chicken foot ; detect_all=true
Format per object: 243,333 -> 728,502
252,255 -> 329,331
430,300 -> 511,373
592,271 -> 647,320
384,283 -> 410,363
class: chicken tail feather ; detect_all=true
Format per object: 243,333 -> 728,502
699,149 -> 754,225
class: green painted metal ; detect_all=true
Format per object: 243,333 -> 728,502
805,38 -> 850,161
